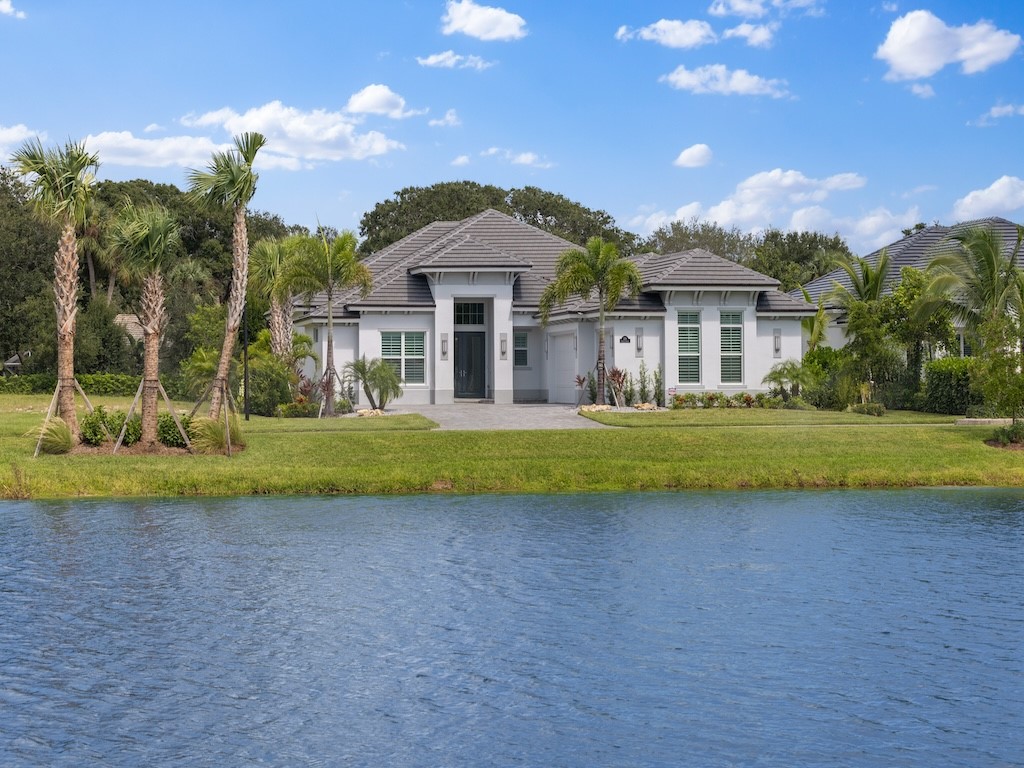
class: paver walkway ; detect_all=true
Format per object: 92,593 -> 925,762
395,402 -> 613,430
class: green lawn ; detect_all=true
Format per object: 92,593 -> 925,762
582,407 -> 958,427
1,395 -> 1020,500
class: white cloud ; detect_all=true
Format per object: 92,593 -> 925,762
429,109 -> 462,128
882,2 -> 898,12
909,83 -> 935,98
843,206 -> 922,250
143,123 -> 163,133
442,0 -> 526,41
971,103 -> 1024,126
615,19 -> 717,48
179,100 -> 404,164
345,84 -> 425,119
417,50 -> 494,70
451,155 -> 471,166
952,176 -> 1024,220
660,64 -> 790,98
708,0 -> 821,18
0,1 -> 26,19
876,10 -> 1021,81
723,21 -> 779,47
479,146 -> 552,168
674,143 -> 713,168
84,132 -> 235,169
629,202 -> 704,234
0,123 -> 41,156
789,205 -> 833,233
901,184 -> 938,199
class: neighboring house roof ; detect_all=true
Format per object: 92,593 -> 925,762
114,313 -> 144,342
296,209 -> 812,321
797,216 -> 1023,305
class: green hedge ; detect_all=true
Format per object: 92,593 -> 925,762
922,357 -> 977,415
0,373 -> 189,398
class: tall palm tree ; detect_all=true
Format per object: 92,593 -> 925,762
187,132 -> 267,419
539,237 -> 643,405
799,286 -> 830,354
282,230 -> 372,416
250,237 -> 294,361
11,138 -> 100,438
110,201 -> 181,449
925,225 -> 1024,347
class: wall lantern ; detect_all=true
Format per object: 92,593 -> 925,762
441,333 -> 449,359
773,328 -> 782,357
619,335 -> 631,344
500,332 -> 508,359
635,327 -> 644,356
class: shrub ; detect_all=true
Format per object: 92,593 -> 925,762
638,361 -> 651,404
246,356 -> 293,417
993,422 -> 1024,446
335,398 -> 353,414
653,365 -> 664,407
783,397 -> 817,411
850,402 -> 886,417
106,410 -> 142,447
922,357 -> 977,415
623,372 -> 636,407
0,373 -> 56,394
701,392 -> 722,408
586,373 -> 597,405
157,413 -> 193,448
35,418 -> 73,454
277,401 -> 320,418
80,406 -> 111,446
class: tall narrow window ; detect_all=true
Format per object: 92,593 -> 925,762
720,311 -> 743,384
514,332 -> 528,367
381,331 -> 426,384
678,311 -> 700,384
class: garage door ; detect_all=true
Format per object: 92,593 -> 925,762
549,332 -> 578,404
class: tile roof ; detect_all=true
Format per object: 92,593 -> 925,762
797,216 -> 1023,305
636,248 -> 781,288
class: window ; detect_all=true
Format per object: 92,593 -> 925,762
514,332 -> 528,367
455,302 -> 484,325
677,311 -> 700,383
720,311 -> 743,384
381,331 -> 425,384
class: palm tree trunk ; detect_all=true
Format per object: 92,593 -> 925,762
269,297 -> 290,359
86,251 -> 97,300
595,299 -> 607,405
55,223 -> 80,438
323,290 -> 335,416
140,273 -> 165,448
210,204 -> 249,419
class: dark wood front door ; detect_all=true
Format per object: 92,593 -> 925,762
454,331 -> 486,398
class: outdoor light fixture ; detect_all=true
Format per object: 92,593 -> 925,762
441,333 -> 449,359
636,328 -> 644,356
500,333 -> 508,359
773,329 -> 782,357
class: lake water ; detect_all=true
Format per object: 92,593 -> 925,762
1,491 -> 1022,767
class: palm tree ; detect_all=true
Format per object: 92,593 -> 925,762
925,225 -> 1024,348
799,287 -> 830,354
539,237 -> 643,405
343,355 -> 403,411
831,248 -> 892,308
762,359 -> 819,402
187,132 -> 267,419
110,201 -> 181,449
11,138 -> 100,438
282,230 -> 372,416
250,237 -> 294,362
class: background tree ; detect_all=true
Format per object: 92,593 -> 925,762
747,228 -> 852,291
282,230 -> 372,416
11,138 -> 100,438
639,217 -> 757,262
187,131 -> 267,418
110,201 -> 182,448
539,237 -> 643,405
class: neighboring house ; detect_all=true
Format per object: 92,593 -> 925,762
114,314 -> 145,344
797,216 -> 1023,354
294,209 -> 815,406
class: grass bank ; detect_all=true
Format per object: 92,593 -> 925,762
1,395 -> 1020,499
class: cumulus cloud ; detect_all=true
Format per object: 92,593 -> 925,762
661,64 -> 790,97
178,100 -> 404,166
909,83 -> 935,98
708,0 -> 822,18
876,10 -> 1021,81
82,132 -> 236,169
417,50 -> 494,70
0,1 -> 26,19
143,123 -> 163,133
479,146 -> 552,168
451,155 -> 471,166
345,84 -> 425,119
615,19 -> 717,48
723,21 -> 779,47
429,109 -> 462,128
442,0 -> 526,41
674,143 -> 713,168
971,103 -> 1024,126
952,176 -> 1024,220
0,123 -> 41,156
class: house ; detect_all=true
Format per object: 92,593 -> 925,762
293,209 -> 815,406
796,216 -> 1023,354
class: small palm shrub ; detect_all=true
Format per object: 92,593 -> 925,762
35,418 -> 73,454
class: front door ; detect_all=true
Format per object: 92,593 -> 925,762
455,331 -> 486,398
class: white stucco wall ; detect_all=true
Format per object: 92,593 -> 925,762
357,312 -> 435,406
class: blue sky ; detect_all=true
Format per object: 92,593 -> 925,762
2,0 -> 1022,253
